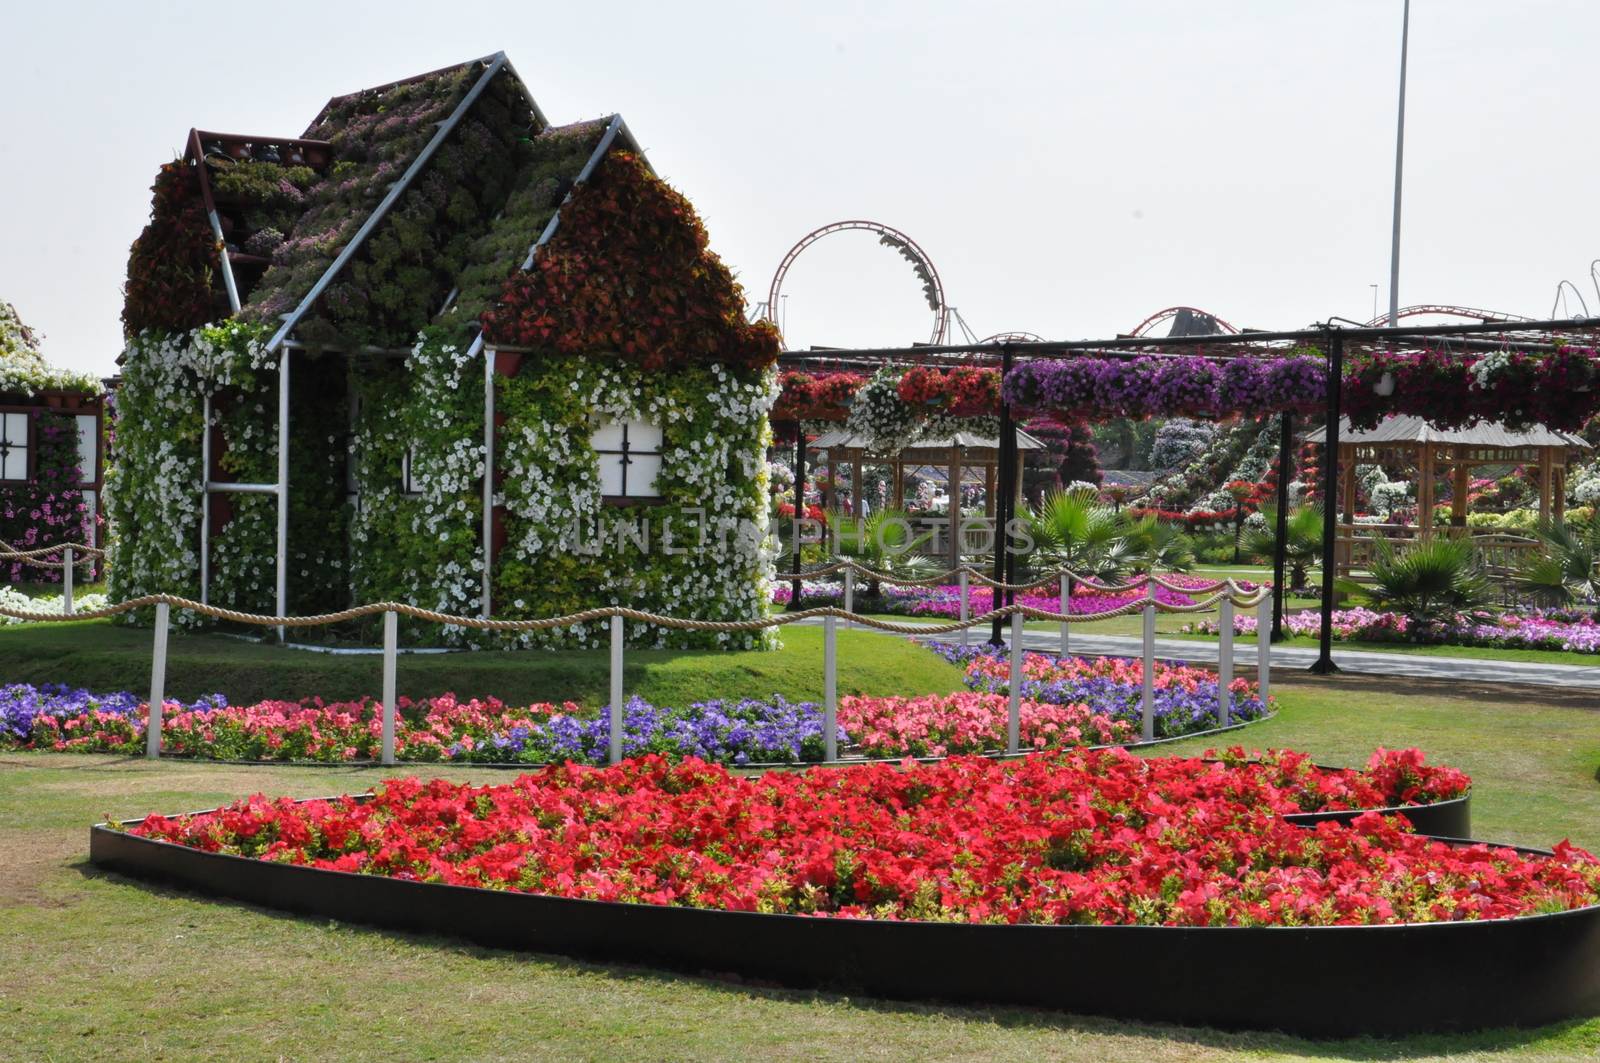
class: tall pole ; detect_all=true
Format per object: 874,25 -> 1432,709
1311,331 -> 1343,674
1388,0 -> 1411,326
1271,412 -> 1293,640
788,422 -> 805,611
275,348 -> 290,642
990,344 -> 1016,646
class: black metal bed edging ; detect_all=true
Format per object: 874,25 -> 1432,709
88,813 -> 1594,1038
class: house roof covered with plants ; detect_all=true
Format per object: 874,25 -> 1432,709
122,52 -> 757,362
0,300 -> 103,399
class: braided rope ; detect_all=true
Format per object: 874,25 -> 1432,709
0,541 -> 106,561
773,557 -> 1268,595
0,585 -> 1270,632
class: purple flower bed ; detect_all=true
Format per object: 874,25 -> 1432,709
926,642 -> 1273,738
1189,607 -> 1600,655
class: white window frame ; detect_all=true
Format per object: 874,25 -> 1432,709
591,416 -> 664,501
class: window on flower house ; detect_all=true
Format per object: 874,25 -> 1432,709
591,417 -> 663,500
0,410 -> 31,482
400,449 -> 424,496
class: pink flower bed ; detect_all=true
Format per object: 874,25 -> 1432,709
837,691 -> 1133,757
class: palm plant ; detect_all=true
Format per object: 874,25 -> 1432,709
1243,506 -> 1325,593
1024,486 -> 1131,580
1125,515 -> 1195,573
830,507 -> 935,595
1358,537 -> 1492,637
1512,517 -> 1600,609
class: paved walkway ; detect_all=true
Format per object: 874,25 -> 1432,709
816,619 -> 1600,691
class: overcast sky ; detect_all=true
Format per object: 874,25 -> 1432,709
4,1 -> 1597,375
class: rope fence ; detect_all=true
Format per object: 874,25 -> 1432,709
0,582 -> 1271,767
1,541 -> 103,616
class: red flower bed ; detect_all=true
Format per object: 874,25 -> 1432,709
125,747 -> 1596,928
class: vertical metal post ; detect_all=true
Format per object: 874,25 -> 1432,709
1007,610 -> 1023,755
823,614 -> 838,762
200,392 -> 212,605
609,614 -> 624,765
146,601 -> 169,759
1271,412 -> 1293,640
482,344 -> 495,618
843,567 -> 854,624
61,546 -> 73,616
1312,332 -> 1344,673
958,568 -> 970,648
1218,597 -> 1235,727
1058,572 -> 1070,657
1257,594 -> 1272,703
788,424 -> 806,611
381,610 -> 397,765
1141,584 -> 1156,743
1388,0 -> 1411,326
990,344 -> 1016,645
275,349 -> 291,642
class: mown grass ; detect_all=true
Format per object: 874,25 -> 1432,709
0,621 -> 962,706
2,660 -> 1598,1060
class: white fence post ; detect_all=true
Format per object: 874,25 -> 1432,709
381,610 -> 397,765
1058,571 -> 1070,657
1141,581 -> 1156,743
1217,597 -> 1235,728
1007,610 -> 1024,755
62,546 -> 74,616
823,614 -> 838,762
843,567 -> 854,626
958,568 -> 970,648
1256,594 -> 1272,703
146,601 -> 169,759
609,614 -> 625,765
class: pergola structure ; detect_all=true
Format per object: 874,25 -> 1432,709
1304,415 -> 1591,573
775,313 -> 1600,669
807,427 -> 1044,570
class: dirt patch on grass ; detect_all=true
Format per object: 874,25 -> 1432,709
0,829 -> 80,908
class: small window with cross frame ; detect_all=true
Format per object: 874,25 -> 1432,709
591,417 -> 664,501
0,410 -> 33,483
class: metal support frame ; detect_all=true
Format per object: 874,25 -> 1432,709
1006,611 -> 1023,754
1140,582 -> 1156,742
788,425 -> 806,610
381,610 -> 398,765
61,546 -> 74,616
200,393 -> 211,604
1257,594 -> 1273,701
147,602 -> 169,758
1271,412 -> 1293,640
989,344 -> 1016,645
482,343 -> 495,617
1311,332 -> 1344,674
1218,598 -> 1235,727
275,349 -> 290,641
207,210 -> 243,314
823,615 -> 839,761
609,615 -> 625,765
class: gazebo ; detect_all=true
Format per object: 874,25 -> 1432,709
1305,415 -> 1591,573
808,427 -> 1044,569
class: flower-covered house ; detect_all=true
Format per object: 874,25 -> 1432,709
0,300 -> 105,580
113,52 -> 781,645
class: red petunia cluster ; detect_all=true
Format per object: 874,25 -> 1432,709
480,151 -> 780,373
126,747 -> 1595,927
771,370 -> 866,421
896,366 -> 1002,417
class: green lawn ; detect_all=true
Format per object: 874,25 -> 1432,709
0,620 -> 961,706
2,663 -> 1598,1060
